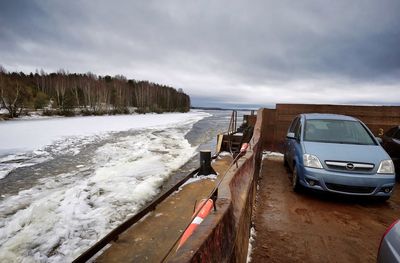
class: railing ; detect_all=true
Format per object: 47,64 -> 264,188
161,149 -> 247,262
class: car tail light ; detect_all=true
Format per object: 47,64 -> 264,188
379,219 -> 400,251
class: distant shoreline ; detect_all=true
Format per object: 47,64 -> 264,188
0,108 -> 191,121
191,106 -> 256,112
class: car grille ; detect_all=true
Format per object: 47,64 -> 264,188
325,160 -> 374,173
325,183 -> 375,194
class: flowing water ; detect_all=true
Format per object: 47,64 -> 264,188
0,110 -> 248,262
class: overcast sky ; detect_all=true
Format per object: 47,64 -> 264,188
0,0 -> 399,108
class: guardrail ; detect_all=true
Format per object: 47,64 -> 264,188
168,108 -> 266,262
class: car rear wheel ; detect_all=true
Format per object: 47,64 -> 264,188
292,166 -> 301,192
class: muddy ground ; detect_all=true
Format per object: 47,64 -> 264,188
251,156 -> 400,263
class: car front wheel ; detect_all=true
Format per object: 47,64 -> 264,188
284,154 -> 289,167
292,165 -> 301,192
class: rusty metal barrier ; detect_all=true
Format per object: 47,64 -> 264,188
161,146 -> 248,262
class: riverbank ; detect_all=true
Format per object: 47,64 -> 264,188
0,106 -> 190,121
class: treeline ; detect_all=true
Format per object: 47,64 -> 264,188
0,66 -> 190,118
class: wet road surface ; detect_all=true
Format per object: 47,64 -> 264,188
251,156 -> 400,263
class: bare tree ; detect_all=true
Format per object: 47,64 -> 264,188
0,77 -> 22,118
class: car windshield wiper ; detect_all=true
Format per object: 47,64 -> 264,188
305,139 -> 373,145
333,141 -> 374,145
334,141 -> 353,144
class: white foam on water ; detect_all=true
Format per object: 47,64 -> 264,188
0,111 -> 211,262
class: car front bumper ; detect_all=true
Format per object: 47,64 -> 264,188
298,165 -> 396,196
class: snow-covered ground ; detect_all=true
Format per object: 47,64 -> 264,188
246,226 -> 256,262
0,111 -> 210,262
262,150 -> 284,159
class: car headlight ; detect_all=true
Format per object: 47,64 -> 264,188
303,154 -> 323,169
377,160 -> 395,174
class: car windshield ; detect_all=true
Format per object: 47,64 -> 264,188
304,119 -> 376,145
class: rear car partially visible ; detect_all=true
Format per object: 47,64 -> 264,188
377,219 -> 400,263
382,126 -> 400,180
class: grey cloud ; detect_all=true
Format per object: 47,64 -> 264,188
0,0 -> 399,106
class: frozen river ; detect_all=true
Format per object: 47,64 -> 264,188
0,110 -> 239,262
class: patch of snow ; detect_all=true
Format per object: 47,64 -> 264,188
17,114 -> 58,120
262,150 -> 284,159
182,173 -> 218,187
246,226 -> 256,263
173,173 -> 218,195
218,151 -> 232,157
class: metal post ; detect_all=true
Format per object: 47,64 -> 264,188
198,150 -> 216,176
234,110 -> 237,131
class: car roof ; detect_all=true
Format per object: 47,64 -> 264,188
302,113 -> 358,121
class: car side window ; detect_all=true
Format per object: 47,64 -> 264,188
294,121 -> 302,140
289,117 -> 299,133
385,127 -> 398,137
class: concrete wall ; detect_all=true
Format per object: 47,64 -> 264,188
169,108 -> 267,263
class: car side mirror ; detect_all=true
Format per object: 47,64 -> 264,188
376,137 -> 383,144
286,132 -> 295,139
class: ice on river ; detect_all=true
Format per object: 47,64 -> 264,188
0,111 -> 210,262
0,112 -> 207,179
